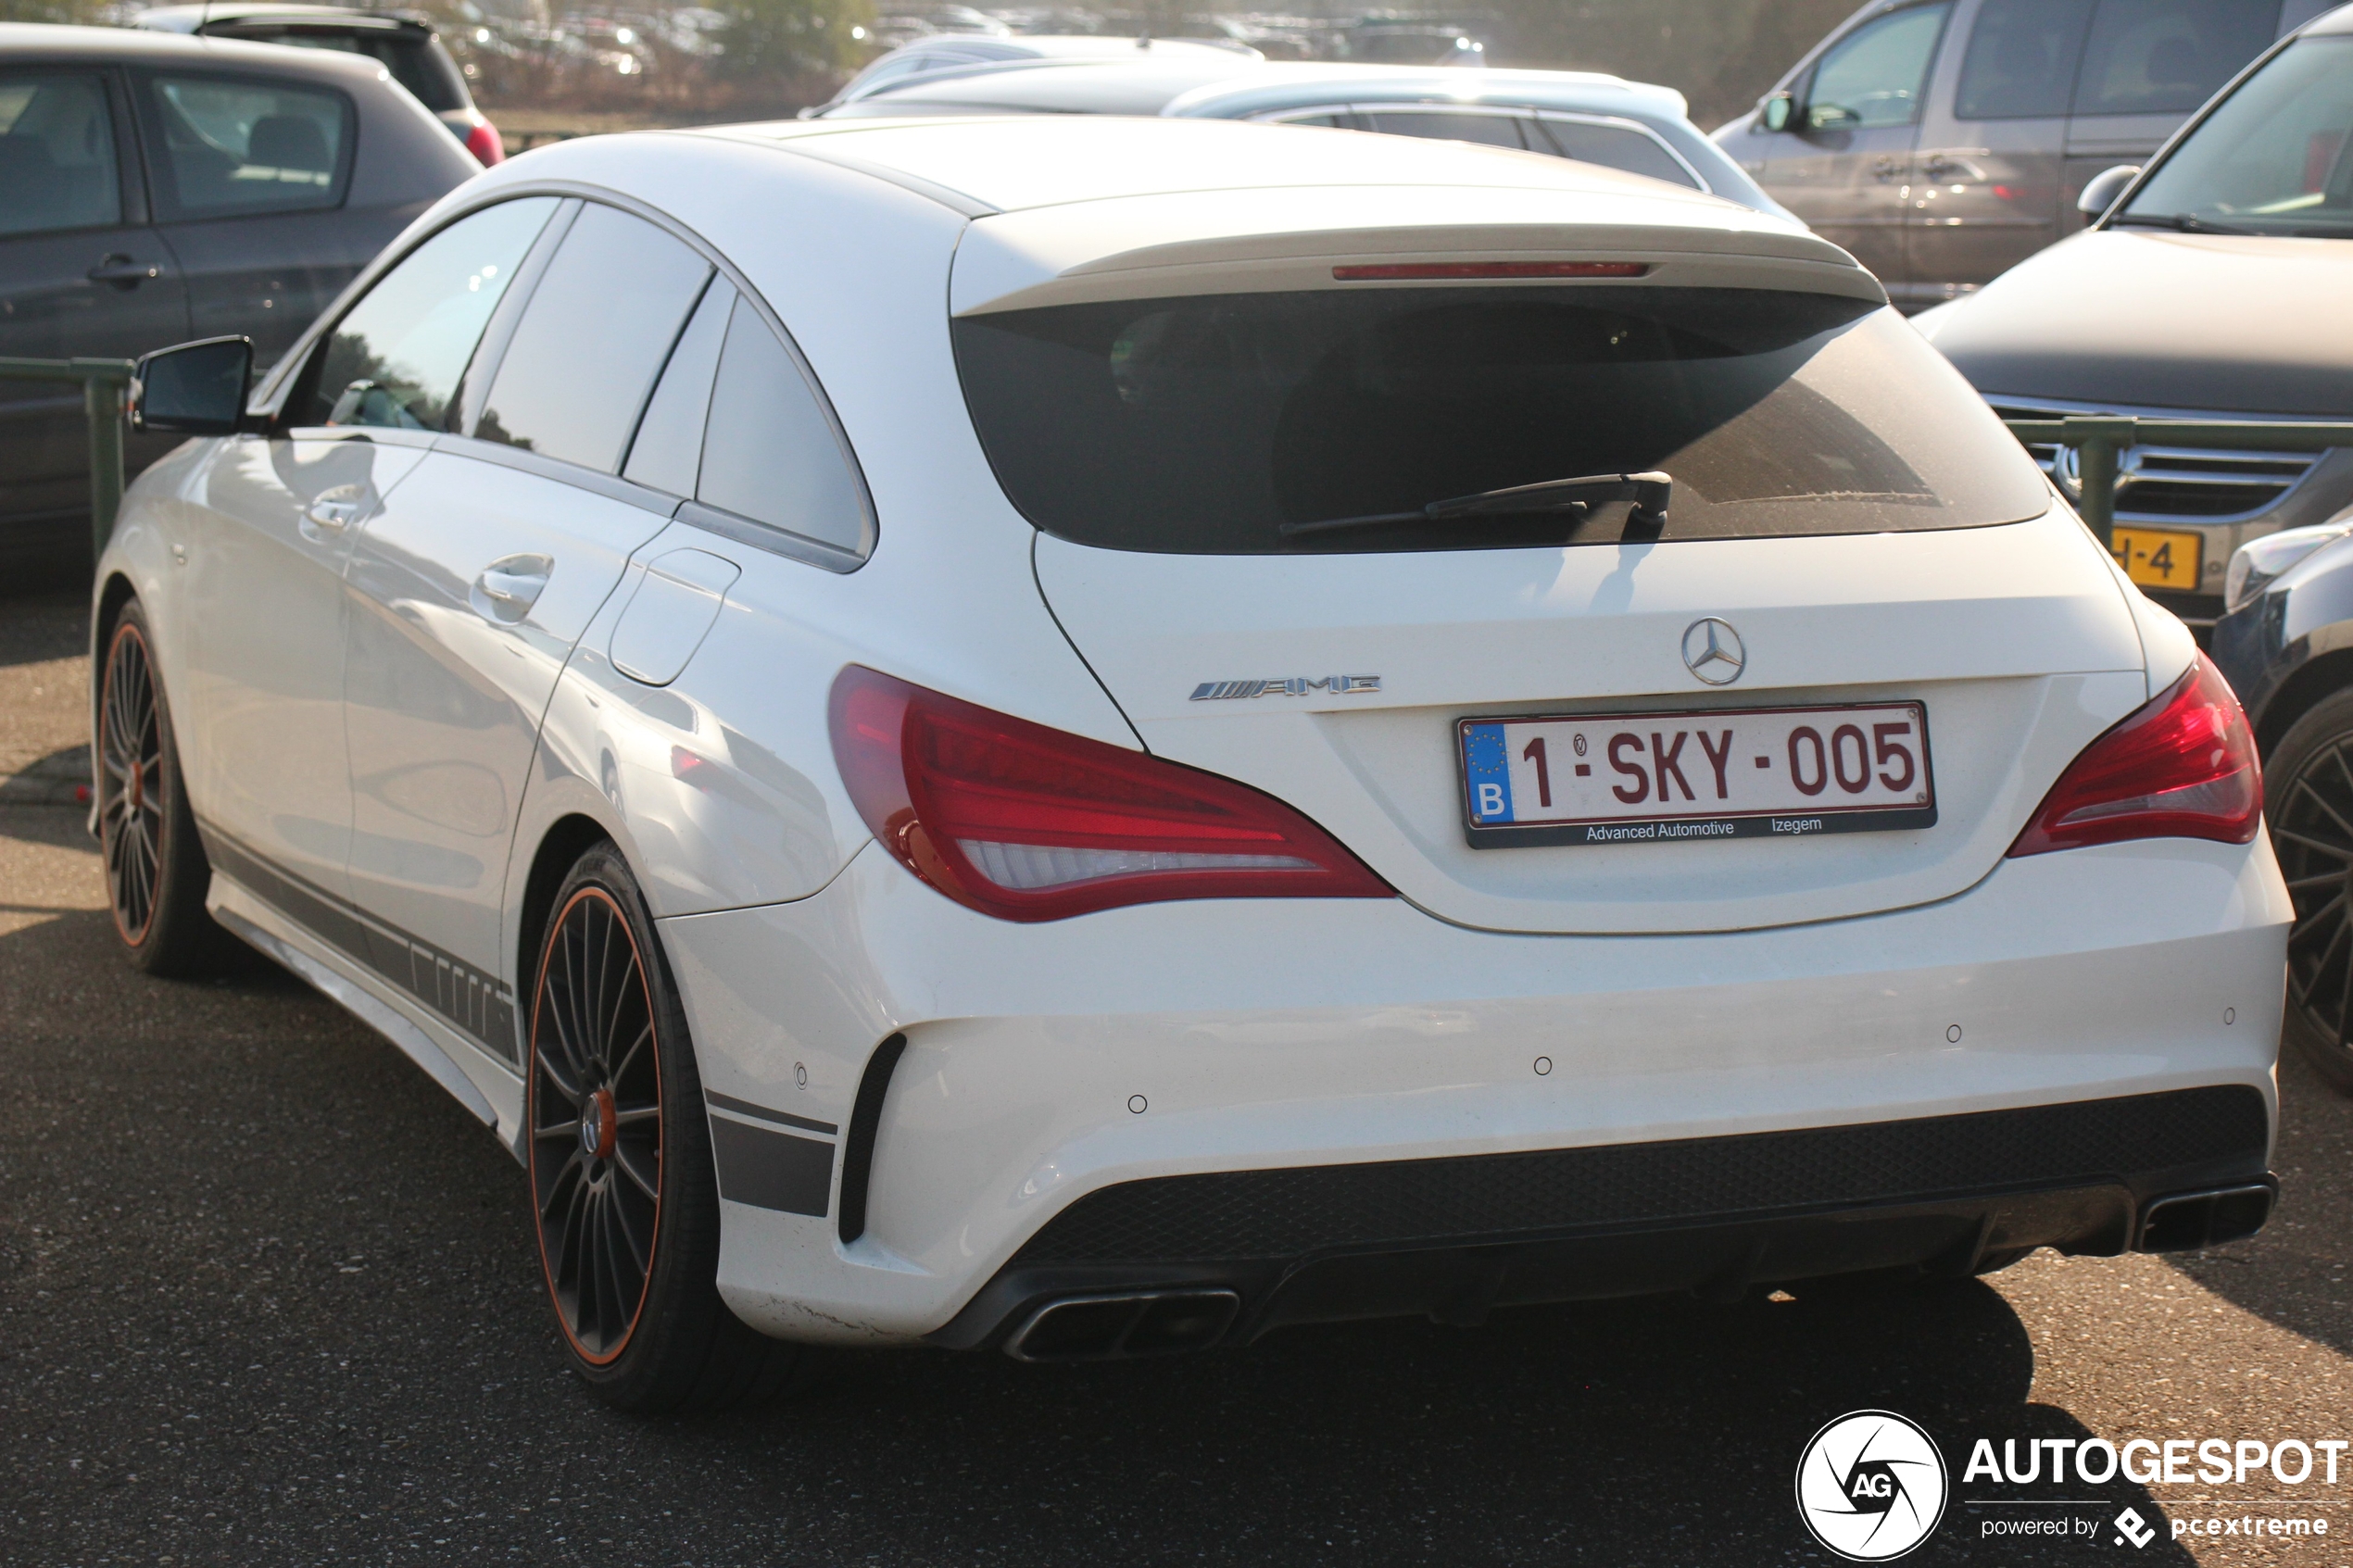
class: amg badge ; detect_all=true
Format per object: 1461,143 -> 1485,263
1190,675 -> 1383,701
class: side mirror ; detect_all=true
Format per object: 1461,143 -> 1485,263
130,336 -> 254,436
2077,164 -> 2143,218
1760,91 -> 1796,132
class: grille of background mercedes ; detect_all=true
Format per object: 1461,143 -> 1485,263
1988,398 -> 2320,522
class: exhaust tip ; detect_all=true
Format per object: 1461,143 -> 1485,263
1004,1289 -> 1240,1362
2137,1180 -> 2276,1253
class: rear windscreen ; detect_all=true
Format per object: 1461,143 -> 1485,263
951,286 -> 2052,554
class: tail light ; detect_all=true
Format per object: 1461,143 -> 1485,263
465,119 -> 505,166
2007,655 -> 2259,857
828,666 -> 1392,922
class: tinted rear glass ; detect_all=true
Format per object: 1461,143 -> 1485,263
2073,0 -> 2280,117
952,287 -> 2050,555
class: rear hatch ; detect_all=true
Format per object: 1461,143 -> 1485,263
953,200 -> 2149,935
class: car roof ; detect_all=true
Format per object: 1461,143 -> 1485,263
2304,1 -> 2353,32
133,3 -> 432,33
1163,64 -> 1689,124
0,20 -> 405,76
706,112 -> 1712,211
901,33 -> 1253,58
824,55 -> 1260,116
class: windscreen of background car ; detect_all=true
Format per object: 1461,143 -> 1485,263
141,75 -> 349,220
302,196 -> 556,429
2122,34 -> 2353,236
952,287 -> 2050,554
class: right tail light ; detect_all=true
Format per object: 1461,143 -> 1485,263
2008,654 -> 2260,857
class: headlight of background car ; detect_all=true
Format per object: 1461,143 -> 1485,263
2224,512 -> 2353,614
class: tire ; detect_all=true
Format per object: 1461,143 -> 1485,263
2265,688 -> 2353,1096
525,843 -> 812,1412
95,600 -> 241,977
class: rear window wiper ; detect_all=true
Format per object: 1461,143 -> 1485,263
1278,471 -> 1672,539
2109,211 -> 2255,235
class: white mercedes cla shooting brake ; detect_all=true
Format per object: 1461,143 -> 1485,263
98,116 -> 2290,1411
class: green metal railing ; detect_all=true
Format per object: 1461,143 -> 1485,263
2005,415 -> 2353,553
0,355 -> 136,564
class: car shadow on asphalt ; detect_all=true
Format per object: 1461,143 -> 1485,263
0,882 -> 2219,1562
2164,1047 -> 2353,1360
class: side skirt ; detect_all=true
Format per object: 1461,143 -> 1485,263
210,876 -> 526,1159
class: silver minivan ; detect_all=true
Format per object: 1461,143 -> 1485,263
1715,0 -> 2336,307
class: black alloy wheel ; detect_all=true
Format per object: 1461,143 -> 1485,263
95,601 -> 239,977
98,616 -> 164,945
530,881 -> 665,1364
2266,689 -> 2353,1095
524,844 -> 812,1411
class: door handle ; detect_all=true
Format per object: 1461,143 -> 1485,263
469,554 -> 553,624
87,254 -> 159,290
1919,155 -> 1981,182
300,484 -> 367,537
1871,157 -> 1906,182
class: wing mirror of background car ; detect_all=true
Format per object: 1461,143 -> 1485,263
130,336 -> 256,437
2077,165 -> 2144,219
1760,90 -> 1796,132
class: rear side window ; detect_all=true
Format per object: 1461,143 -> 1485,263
690,296 -> 870,560
1957,0 -> 2095,119
2073,0 -> 2280,117
0,73 -> 120,238
951,287 -> 2050,556
1533,119 -> 1700,188
475,203 -> 713,472
140,74 -> 349,219
623,280 -> 735,496
302,196 -> 556,430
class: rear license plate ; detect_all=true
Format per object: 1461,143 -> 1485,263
1458,702 -> 1936,848
2110,525 -> 2203,591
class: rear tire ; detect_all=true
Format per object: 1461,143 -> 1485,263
525,843 -> 812,1412
95,600 -> 241,977
2264,689 -> 2353,1096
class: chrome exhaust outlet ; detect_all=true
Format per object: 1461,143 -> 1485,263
1004,1289 -> 1241,1362
2136,1179 -> 2276,1252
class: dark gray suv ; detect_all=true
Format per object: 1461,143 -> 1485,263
0,22 -> 476,568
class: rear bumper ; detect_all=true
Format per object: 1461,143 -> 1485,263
660,834 -> 2289,1347
933,1086 -> 2273,1355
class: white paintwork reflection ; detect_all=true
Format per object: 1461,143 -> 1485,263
342,447 -> 669,974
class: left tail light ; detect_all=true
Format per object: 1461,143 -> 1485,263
465,119 -> 505,166
827,666 -> 1393,922
2007,654 -> 2260,857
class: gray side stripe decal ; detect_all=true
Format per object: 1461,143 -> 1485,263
705,1091 -> 837,1137
199,826 -> 519,1065
708,1117 -> 834,1216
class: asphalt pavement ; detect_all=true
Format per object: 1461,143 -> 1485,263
4,585 -> 2349,1567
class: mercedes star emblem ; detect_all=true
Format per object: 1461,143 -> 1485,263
1681,618 -> 1745,685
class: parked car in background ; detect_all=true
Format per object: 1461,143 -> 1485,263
132,4 -> 504,166
102,112 -> 2285,1412
819,59 -> 1793,218
1716,0 -> 2333,309
1914,0 -> 2353,636
809,32 -> 1258,117
0,22 -> 478,567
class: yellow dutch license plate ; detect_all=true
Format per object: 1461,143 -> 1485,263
2110,525 -> 2203,591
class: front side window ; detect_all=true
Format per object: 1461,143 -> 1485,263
0,73 -> 120,238
2121,33 -> 2353,235
474,203 -> 713,472
1807,4 -> 1953,130
953,286 -> 2049,556
141,74 -> 350,220
1956,0 -> 2095,119
301,197 -> 557,430
2074,0 -> 2281,117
